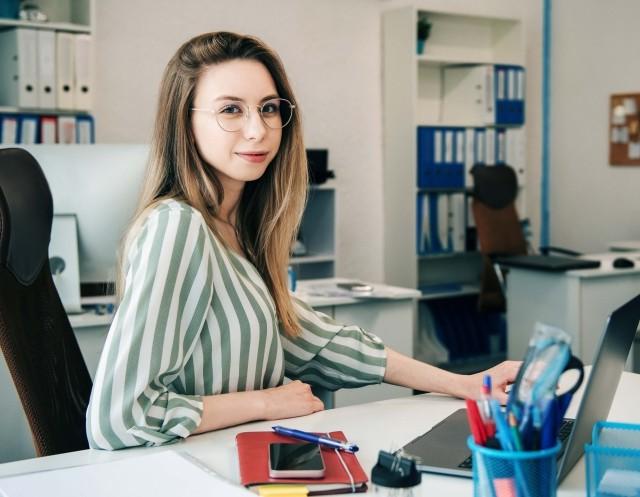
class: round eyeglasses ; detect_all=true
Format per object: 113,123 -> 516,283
191,98 -> 295,132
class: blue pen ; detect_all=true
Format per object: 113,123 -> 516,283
272,425 -> 359,453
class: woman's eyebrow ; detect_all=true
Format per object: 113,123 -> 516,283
214,94 -> 279,102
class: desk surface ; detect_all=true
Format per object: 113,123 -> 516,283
505,252 -> 640,279
1,370 -> 638,496
70,278 -> 420,329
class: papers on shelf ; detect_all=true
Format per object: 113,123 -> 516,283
297,282 -> 416,300
0,451 -> 253,497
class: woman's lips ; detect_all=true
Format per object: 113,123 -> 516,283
236,151 -> 268,163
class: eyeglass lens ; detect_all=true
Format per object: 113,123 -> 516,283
216,98 -> 293,132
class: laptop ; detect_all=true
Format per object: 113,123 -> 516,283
494,254 -> 601,272
402,293 -> 640,482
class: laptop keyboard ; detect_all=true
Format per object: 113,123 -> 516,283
457,418 -> 575,469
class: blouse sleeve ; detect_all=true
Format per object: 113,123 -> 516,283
280,297 -> 387,390
86,204 -> 214,450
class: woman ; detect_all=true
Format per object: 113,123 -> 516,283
86,31 -> 518,450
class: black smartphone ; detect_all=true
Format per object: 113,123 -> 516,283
268,442 -> 326,479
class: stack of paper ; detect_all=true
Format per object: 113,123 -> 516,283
0,451 -> 252,497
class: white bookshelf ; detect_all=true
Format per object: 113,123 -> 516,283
291,185 -> 336,280
382,2 -> 525,372
0,0 -> 93,119
0,19 -> 90,33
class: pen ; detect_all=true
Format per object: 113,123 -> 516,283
272,425 -> 359,453
478,375 -> 496,438
508,412 -> 523,451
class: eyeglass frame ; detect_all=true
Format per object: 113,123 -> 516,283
191,97 -> 296,132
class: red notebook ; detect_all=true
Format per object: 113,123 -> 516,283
236,431 -> 368,495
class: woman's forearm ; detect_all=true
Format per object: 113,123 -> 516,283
192,390 -> 267,434
383,347 -> 473,398
192,380 -> 325,435
383,347 -> 520,403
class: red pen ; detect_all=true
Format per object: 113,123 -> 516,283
465,399 -> 488,445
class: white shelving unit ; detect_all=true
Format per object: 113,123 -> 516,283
291,184 -> 336,280
0,0 -> 91,28
0,0 -> 93,120
382,2 -> 525,372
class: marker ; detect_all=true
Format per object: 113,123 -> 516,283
508,412 -> 523,451
478,375 -> 496,438
272,425 -> 359,453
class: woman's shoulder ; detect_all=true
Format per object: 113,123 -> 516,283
137,198 -> 209,230
131,198 -> 211,245
148,198 -> 205,219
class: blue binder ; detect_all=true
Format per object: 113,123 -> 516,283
76,114 -> 95,144
0,114 -> 19,144
18,114 -> 39,144
494,65 -> 526,125
417,126 -> 434,187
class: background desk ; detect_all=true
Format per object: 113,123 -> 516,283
0,278 -> 418,463
506,253 -> 640,370
1,369 -> 638,497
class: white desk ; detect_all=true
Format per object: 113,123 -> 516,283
1,369 -> 638,496
0,278 -> 418,464
295,278 -> 420,407
506,252 -> 640,369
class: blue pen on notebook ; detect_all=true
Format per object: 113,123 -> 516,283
272,425 -> 359,453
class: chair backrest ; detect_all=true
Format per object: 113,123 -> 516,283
471,164 -> 527,257
470,164 -> 527,312
0,148 -> 92,456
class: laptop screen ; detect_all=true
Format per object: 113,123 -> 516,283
557,293 -> 640,481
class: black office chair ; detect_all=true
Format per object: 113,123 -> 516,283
470,164 -> 581,312
0,148 -> 92,456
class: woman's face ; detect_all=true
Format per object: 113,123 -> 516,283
191,59 -> 283,192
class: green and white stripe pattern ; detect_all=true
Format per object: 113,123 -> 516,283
86,200 -> 386,450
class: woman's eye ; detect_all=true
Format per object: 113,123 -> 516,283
262,102 -> 279,114
219,104 -> 243,115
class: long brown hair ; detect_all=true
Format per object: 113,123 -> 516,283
120,32 -> 308,336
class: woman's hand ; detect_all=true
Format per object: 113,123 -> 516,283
465,360 -> 521,404
261,380 -> 325,420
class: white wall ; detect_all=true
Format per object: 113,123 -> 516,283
523,0 -> 543,251
94,0 -> 384,282
547,0 -> 640,252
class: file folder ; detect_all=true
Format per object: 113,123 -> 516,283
18,114 -> 38,143
485,128 -> 496,165
40,115 -> 57,143
0,28 -> 39,108
57,115 -> 76,144
495,64 -> 525,125
496,128 -> 506,165
36,30 -> 56,108
506,127 -> 526,186
0,114 -> 19,144
449,193 -> 466,252
475,128 -> 486,164
428,194 -> 450,253
417,126 -> 434,188
442,65 -> 495,125
73,34 -> 92,110
464,128 -> 475,187
417,193 -> 430,255
56,32 -> 75,110
76,114 -> 95,143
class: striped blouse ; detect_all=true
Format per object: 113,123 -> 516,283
86,199 -> 387,450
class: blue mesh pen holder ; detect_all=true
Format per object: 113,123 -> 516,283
585,421 -> 640,497
468,437 -> 561,497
